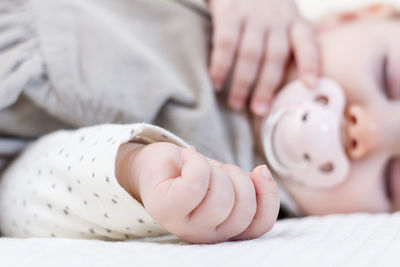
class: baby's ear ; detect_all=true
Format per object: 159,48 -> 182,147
317,4 -> 397,32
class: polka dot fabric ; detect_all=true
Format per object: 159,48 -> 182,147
0,123 -> 190,240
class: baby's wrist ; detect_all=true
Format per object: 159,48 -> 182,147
115,142 -> 147,204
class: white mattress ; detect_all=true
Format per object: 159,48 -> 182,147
2,213 -> 400,267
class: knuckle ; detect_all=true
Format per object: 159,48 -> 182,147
217,35 -> 235,49
255,76 -> 277,91
235,74 -> 254,88
211,72 -> 225,85
187,176 -> 209,196
217,188 -> 235,211
241,49 -> 259,63
211,62 -> 230,76
269,48 -> 289,64
259,74 -> 280,91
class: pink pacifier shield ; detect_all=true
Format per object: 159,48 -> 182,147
262,78 -> 350,188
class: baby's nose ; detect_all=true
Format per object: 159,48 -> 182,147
345,104 -> 377,160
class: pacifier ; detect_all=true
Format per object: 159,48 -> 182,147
262,78 -> 350,188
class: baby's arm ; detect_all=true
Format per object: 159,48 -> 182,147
116,142 -> 280,243
0,124 -> 177,239
0,123 -> 279,243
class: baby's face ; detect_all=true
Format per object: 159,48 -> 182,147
267,17 -> 400,215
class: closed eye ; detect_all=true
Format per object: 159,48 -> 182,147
384,157 -> 400,210
381,54 -> 391,100
381,54 -> 399,100
384,157 -> 394,202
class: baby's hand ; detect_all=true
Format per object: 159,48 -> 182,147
129,142 -> 279,244
208,0 -> 320,116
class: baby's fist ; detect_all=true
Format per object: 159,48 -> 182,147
128,143 -> 280,243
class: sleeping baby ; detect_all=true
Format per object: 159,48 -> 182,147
0,0 -> 399,244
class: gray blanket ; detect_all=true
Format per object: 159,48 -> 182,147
0,0 -> 256,173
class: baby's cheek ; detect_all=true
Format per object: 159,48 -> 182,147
285,171 -> 389,215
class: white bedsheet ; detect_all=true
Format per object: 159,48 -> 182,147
2,213 -> 400,267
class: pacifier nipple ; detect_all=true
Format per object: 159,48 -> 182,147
263,78 -> 350,188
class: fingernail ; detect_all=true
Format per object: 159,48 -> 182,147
303,74 -> 318,88
253,101 -> 269,116
261,165 -> 272,180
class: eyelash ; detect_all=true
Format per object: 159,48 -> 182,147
381,57 -> 393,204
381,55 -> 391,100
384,158 -> 393,202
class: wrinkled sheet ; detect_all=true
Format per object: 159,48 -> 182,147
2,213 -> 400,267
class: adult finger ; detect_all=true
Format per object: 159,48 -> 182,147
209,3 -> 241,91
291,19 -> 320,88
251,29 -> 290,116
228,23 -> 265,111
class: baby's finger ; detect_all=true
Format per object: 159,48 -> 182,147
215,164 -> 257,240
209,13 -> 241,91
251,30 -> 289,116
150,148 -> 210,221
228,25 -> 264,111
231,165 -> 280,241
291,20 -> 320,88
185,165 -> 235,229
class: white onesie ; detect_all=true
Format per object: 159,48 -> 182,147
0,123 -> 190,240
